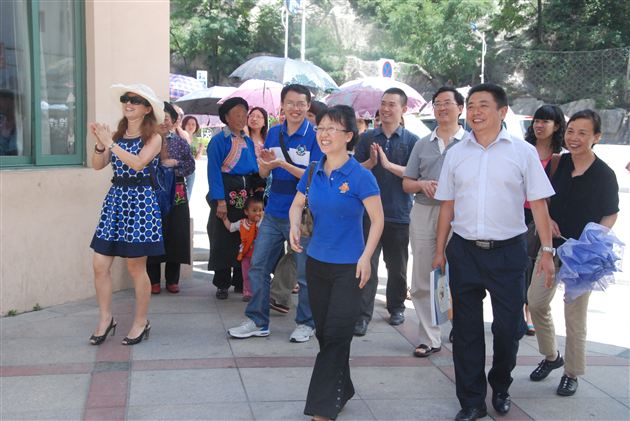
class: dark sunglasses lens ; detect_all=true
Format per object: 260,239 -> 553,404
120,95 -> 149,106
130,97 -> 148,106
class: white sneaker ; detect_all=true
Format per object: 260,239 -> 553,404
290,324 -> 315,343
228,319 -> 270,338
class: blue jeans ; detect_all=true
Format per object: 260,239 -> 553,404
245,214 -> 313,329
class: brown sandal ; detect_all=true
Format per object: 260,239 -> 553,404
414,344 -> 441,358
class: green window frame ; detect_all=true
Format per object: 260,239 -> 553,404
0,0 -> 85,168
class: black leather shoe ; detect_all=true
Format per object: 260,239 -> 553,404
557,375 -> 578,396
492,392 -> 511,414
530,352 -> 564,381
215,288 -> 229,300
354,319 -> 368,336
389,311 -> 405,326
454,406 -> 487,421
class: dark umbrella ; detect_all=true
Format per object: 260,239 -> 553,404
174,86 -> 236,115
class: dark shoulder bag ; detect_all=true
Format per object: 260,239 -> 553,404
300,162 -> 316,237
526,153 -> 562,258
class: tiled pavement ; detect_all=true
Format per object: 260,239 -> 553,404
1,267 -> 629,421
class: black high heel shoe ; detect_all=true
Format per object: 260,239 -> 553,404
121,321 -> 151,346
89,318 -> 117,345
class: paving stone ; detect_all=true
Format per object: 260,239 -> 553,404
251,399 -> 376,421
351,332 -> 416,357
127,402 -> 252,420
130,331 -> 234,360
1,315 -> 96,339
228,333 -> 319,358
582,366 -> 630,400
516,397 -> 630,420
0,408 -> 85,420
0,374 -> 90,413
146,295 -> 215,314
352,366 -> 455,400
0,336 -> 97,365
239,367 -> 312,401
128,369 -> 246,406
365,398 -> 461,420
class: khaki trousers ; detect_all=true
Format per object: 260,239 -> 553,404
409,203 -> 442,348
527,252 -> 591,376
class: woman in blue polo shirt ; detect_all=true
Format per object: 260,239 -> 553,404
289,105 -> 384,421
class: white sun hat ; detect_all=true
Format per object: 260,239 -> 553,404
110,83 -> 165,123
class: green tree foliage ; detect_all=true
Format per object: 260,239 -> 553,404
170,0 -> 256,85
492,0 -> 630,49
349,0 -> 494,85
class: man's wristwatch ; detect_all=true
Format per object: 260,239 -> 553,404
541,246 -> 556,256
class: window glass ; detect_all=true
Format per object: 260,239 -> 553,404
0,1 -> 32,157
38,0 -> 77,156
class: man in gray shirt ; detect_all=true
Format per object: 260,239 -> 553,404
403,87 -> 465,357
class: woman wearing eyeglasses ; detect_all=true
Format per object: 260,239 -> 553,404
89,83 -> 165,346
289,105 -> 384,421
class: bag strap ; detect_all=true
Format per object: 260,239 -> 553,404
278,131 -> 296,166
304,162 -> 316,208
549,153 -> 561,179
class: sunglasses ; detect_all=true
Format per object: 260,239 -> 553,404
120,94 -> 150,106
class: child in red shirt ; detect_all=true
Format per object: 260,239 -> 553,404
223,195 -> 264,301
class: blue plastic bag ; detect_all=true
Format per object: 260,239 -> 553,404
557,222 -> 624,302
150,165 -> 175,217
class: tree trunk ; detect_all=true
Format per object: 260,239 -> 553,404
537,0 -> 543,44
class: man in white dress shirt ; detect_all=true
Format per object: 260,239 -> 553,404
432,84 -> 556,421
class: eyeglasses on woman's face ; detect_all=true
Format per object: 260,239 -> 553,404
314,126 -> 349,135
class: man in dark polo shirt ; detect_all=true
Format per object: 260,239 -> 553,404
353,87 -> 419,335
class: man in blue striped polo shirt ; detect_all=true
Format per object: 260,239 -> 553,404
228,84 -> 323,342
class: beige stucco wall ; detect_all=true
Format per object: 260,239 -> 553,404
0,1 -> 171,314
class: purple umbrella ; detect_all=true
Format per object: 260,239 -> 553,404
324,77 -> 426,119
169,73 -> 205,100
218,79 -> 283,117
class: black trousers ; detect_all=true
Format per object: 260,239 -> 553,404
447,234 -> 527,409
212,266 -> 243,290
304,257 -> 360,420
358,219 -> 409,320
147,262 -> 181,285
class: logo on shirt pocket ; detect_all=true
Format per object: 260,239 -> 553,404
296,145 -> 306,156
339,181 -> 350,194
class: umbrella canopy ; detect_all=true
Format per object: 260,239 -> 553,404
169,73 -> 205,100
218,79 -> 283,117
324,77 -> 426,119
557,222 -> 625,302
175,86 -> 237,115
229,56 -> 338,93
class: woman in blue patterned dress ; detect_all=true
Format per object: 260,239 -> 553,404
89,83 -> 165,346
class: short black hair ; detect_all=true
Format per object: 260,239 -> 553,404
567,109 -> 602,135
244,194 -> 264,210
315,104 -> 359,151
525,105 -> 566,153
308,100 -> 327,117
467,83 -> 508,109
281,84 -> 311,103
163,102 -> 178,122
382,87 -> 407,106
432,86 -> 465,106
